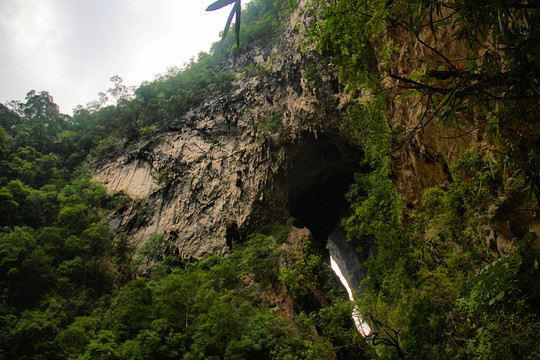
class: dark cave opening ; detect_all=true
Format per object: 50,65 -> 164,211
289,170 -> 373,294
290,171 -> 354,250
280,132 -> 379,338
283,131 -> 374,295
282,132 -> 363,256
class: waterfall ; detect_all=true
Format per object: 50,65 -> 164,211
330,256 -> 372,337
327,225 -> 372,337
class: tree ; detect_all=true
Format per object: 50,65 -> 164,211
107,75 -> 135,103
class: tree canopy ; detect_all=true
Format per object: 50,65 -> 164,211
1,0 -> 539,358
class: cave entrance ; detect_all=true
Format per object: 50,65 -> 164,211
289,165 -> 371,295
284,131 -> 371,288
284,131 -> 372,336
290,171 -> 353,250
283,131 -> 363,254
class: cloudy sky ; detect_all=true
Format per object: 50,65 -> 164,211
0,0 -> 240,115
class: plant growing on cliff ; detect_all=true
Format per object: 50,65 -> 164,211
238,62 -> 270,79
300,2 -> 540,354
307,0 -> 540,201
153,168 -> 171,186
342,148 -> 540,358
254,113 -> 285,136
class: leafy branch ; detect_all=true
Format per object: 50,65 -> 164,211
206,0 -> 242,51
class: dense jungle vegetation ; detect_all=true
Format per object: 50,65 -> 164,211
0,1 -> 366,358
305,0 -> 540,358
1,0 -> 539,359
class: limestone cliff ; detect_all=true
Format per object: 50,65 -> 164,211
89,0 -> 533,260
91,5 -> 361,258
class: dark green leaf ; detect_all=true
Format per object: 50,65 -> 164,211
222,5 -> 237,40
206,0 -> 236,11
234,0 -> 241,50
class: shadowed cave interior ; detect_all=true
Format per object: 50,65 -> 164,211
286,133 -> 371,295
290,171 -> 353,248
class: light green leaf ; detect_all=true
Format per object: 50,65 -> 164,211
394,90 -> 416,102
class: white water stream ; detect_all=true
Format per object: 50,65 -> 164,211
330,256 -> 372,337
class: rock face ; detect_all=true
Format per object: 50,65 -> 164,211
91,6 -> 362,258
375,14 -> 479,207
90,1 -> 527,260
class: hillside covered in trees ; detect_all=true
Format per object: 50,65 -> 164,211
1,0 -> 539,359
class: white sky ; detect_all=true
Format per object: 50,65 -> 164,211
0,0 -> 243,115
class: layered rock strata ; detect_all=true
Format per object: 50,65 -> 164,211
92,11 -> 360,258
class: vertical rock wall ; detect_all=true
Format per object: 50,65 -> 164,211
91,6 -> 360,258
91,1 -> 529,259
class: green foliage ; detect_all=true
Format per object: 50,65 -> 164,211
45,233 -> 352,359
276,238 -> 343,324
308,301 -> 371,359
56,316 -> 101,359
308,0 -> 540,201
279,240 -> 323,300
342,149 -> 539,358
89,135 -> 119,160
254,113 -> 284,136
301,63 -> 324,96
206,0 -> 242,51
0,94 -> 134,358
135,234 -> 178,271
153,168 -> 170,186
458,234 -> 540,359
240,234 -> 281,285
238,62 -> 269,78
344,156 -> 402,241
138,125 -> 156,140
303,0 -> 391,153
